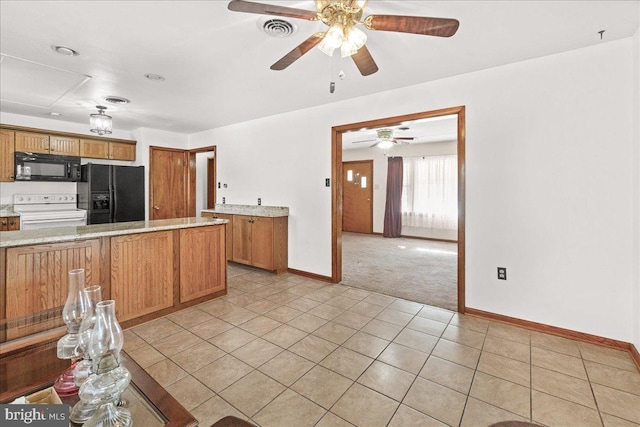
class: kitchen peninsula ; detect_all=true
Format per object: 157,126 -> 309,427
0,217 -> 228,353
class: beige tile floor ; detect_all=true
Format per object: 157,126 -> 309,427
124,264 -> 640,427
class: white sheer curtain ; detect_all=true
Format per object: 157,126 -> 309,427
402,155 -> 458,229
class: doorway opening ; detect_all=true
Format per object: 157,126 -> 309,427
331,106 -> 466,313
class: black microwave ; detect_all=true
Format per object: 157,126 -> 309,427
14,152 -> 81,182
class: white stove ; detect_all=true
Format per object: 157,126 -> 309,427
13,194 -> 87,230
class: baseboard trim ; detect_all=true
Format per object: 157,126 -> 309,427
465,307 -> 639,369
287,268 -> 334,283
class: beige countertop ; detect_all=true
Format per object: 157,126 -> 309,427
202,204 -> 289,217
0,205 -> 19,217
0,217 -> 227,248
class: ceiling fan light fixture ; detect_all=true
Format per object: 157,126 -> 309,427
341,26 -> 367,57
89,105 -> 112,136
318,23 -> 344,56
377,140 -> 394,150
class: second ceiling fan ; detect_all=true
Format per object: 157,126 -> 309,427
227,0 -> 460,76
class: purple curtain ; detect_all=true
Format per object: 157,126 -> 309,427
383,156 -> 403,238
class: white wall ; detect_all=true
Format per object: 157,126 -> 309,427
190,37 -> 637,344
343,141 -> 458,240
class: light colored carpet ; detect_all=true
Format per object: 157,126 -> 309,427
340,232 -> 458,311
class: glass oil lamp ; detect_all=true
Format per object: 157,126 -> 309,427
54,268 -> 90,397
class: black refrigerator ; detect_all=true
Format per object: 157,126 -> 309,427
78,163 -> 145,224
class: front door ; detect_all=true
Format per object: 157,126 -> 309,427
342,160 -> 373,233
150,147 -> 188,219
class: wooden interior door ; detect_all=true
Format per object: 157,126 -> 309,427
342,160 -> 373,233
150,147 -> 188,219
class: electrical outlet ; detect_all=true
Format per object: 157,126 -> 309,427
222,197 -> 226,204
258,198 -> 261,206
223,183 -> 227,188
325,178 -> 330,187
497,267 -> 507,280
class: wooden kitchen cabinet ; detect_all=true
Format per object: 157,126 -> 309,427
232,215 -> 288,273
4,239 -> 101,340
180,226 -> 226,302
201,212 -> 233,260
0,129 -> 15,181
109,141 -> 136,161
15,132 -> 79,156
80,138 -> 109,159
49,135 -> 80,155
0,216 -> 20,231
110,231 -> 174,322
15,131 -> 50,154
80,139 -> 136,161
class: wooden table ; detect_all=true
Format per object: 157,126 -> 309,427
0,341 -> 198,427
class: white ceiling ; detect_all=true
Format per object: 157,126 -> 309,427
0,1 -> 638,134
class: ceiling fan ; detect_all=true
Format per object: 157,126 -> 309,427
353,128 -> 416,148
227,0 -> 459,76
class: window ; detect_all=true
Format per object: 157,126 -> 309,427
401,155 -> 458,229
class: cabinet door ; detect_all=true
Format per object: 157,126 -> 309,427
5,239 -> 101,340
251,217 -> 275,271
179,226 -> 226,302
49,135 -> 80,156
80,139 -> 109,159
0,217 -> 7,231
7,217 -> 19,230
232,215 -> 252,265
15,132 -> 50,154
110,142 -> 136,161
0,130 -> 15,182
111,231 -> 174,322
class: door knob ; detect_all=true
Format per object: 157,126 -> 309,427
153,205 -> 160,210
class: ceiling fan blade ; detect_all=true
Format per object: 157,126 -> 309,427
271,33 -> 324,70
364,15 -> 459,37
393,139 -> 410,145
228,0 -> 318,20
351,45 -> 378,76
369,142 -> 380,148
352,138 -> 376,144
393,137 -> 416,141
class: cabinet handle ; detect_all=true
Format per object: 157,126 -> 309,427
1,220 -> 6,225
9,220 -> 14,225
153,205 -> 160,210
9,175 -> 14,179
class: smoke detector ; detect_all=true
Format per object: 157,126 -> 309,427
257,17 -> 297,38
51,45 -> 79,56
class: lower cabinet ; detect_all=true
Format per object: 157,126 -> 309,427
201,212 -> 233,260
0,216 -> 19,231
110,231 -> 174,322
180,226 -> 226,302
4,239 -> 101,340
232,215 -> 288,274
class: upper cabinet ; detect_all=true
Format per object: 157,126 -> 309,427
80,139 -> 135,161
0,129 -> 15,182
49,135 -> 80,156
15,132 -> 51,154
1,124 -> 136,165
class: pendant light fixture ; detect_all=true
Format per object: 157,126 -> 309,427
89,106 -> 112,136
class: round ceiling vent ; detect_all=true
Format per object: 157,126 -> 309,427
257,18 -> 297,38
51,45 -> 79,56
102,96 -> 130,105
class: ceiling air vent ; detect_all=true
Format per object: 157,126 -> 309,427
102,96 -> 130,105
258,18 -> 297,38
